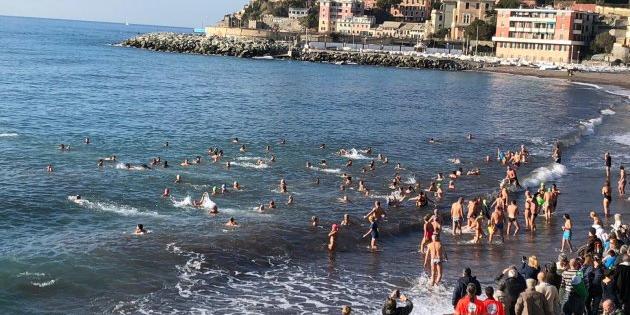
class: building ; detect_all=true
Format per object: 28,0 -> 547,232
337,16 -> 376,35
319,0 -> 365,33
398,22 -> 427,38
289,7 -> 309,19
363,0 -> 377,9
390,0 -> 432,22
428,0 -> 493,40
373,21 -> 404,37
492,8 -> 598,63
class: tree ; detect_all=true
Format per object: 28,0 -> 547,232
300,5 -> 319,29
432,28 -> 450,39
464,19 -> 495,41
495,0 -> 521,8
590,32 -> 616,54
376,0 -> 403,10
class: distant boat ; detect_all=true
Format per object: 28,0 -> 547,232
252,56 -> 274,60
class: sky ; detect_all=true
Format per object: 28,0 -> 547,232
0,0 -> 249,28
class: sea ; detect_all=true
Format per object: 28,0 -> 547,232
1,15 -> 629,314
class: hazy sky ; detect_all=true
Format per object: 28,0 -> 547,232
0,0 -> 249,28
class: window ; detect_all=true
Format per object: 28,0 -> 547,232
486,3 -> 489,9
465,2 -> 469,9
463,14 -> 471,24
476,3 -> 479,9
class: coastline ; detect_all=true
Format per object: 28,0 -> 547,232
478,66 -> 630,90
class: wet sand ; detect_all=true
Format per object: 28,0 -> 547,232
478,66 -> 630,89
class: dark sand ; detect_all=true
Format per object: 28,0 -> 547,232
479,66 -> 630,90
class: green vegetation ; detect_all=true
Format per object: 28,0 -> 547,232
300,3 -> 320,29
464,19 -> 495,41
376,0 -> 403,9
241,0 -> 311,20
495,0 -> 521,8
432,28 -> 450,39
590,32 -> 616,54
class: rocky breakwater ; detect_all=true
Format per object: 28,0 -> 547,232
299,50 -> 484,71
120,33 -> 291,58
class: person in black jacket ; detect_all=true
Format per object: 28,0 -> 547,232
452,267 -> 482,307
382,289 -> 413,315
496,267 -> 526,315
545,263 -> 563,291
614,254 -> 630,314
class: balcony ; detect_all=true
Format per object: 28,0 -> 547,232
572,29 -> 582,35
574,19 -> 582,23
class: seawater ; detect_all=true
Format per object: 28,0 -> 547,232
1,16 -> 629,314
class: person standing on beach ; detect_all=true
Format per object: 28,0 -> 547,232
602,180 -> 611,216
327,224 -> 339,251
424,233 -> 446,286
451,197 -> 464,235
561,214 -> 574,253
618,166 -> 626,196
489,207 -> 505,244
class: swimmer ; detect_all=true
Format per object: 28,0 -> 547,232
327,224 -> 339,251
314,177 -> 320,185
467,133 -> 473,140
226,161 -> 231,169
419,214 -> 434,253
306,161 -> 312,168
164,141 -> 169,147
341,214 -> 351,226
175,174 -> 182,184
193,156 -> 201,164
424,233 -> 446,286
98,159 -> 104,167
103,155 -> 117,162
265,145 -> 271,152
239,144 -> 246,152
84,137 -> 90,144
456,167 -> 463,176
269,200 -> 276,209
488,207 -> 505,244
339,195 -> 351,203
395,163 -> 404,170
280,138 -> 286,145
208,204 -> 218,214
133,224 -> 146,235
602,180 -> 611,216
125,163 -> 132,170
163,161 -> 169,168
311,216 -> 319,227
467,168 -> 480,176
362,216 -> 379,250
346,160 -> 353,167
47,164 -> 54,172
233,181 -> 241,190
270,155 -> 276,162
449,171 -> 458,180
279,179 -> 287,193
211,186 -> 219,196
552,142 -> 562,164
287,195 -> 294,205
257,204 -> 265,212
339,185 -> 346,192
162,188 -> 170,198
605,152 -> 612,179
319,143 -> 326,149
180,159 -> 191,166
472,215 -> 485,244
225,217 -> 238,227
192,193 -> 209,208
506,200 -> 520,236
448,180 -> 456,190
232,137 -> 239,144
221,184 -> 228,194
320,160 -> 327,167
485,155 -> 491,163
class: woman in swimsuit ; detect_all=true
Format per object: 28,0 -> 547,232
327,224 -> 339,251
524,190 -> 532,230
602,180 -> 611,216
618,165 -> 626,196
419,215 -> 433,253
561,214 -> 574,252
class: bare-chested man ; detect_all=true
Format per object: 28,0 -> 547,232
364,200 -> 386,221
451,197 -> 464,235
543,188 -> 553,222
488,208 -> 504,244
424,234 -> 446,286
466,199 -> 479,229
506,200 -> 520,236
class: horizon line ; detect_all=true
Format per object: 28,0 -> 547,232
0,14 -> 209,30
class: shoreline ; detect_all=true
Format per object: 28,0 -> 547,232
478,66 -> 630,91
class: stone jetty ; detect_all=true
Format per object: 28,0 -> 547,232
120,33 -> 485,71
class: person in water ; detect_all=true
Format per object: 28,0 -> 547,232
162,188 -> 170,198
602,180 -> 611,216
451,197 -> 464,236
279,179 -> 287,193
618,165 -> 626,196
84,137 -> 90,144
605,152 -> 612,179
424,233 -> 446,286
311,216 -> 319,227
225,217 -> 238,227
364,200 -> 386,221
287,195 -> 294,205
327,224 -> 339,251
561,214 -> 574,252
363,216 -> 379,250
133,224 -> 146,235
341,214 -> 352,226
47,164 -> 54,172
419,214 -> 434,253
506,200 -> 520,236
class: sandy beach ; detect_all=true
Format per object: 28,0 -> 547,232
479,65 -> 630,90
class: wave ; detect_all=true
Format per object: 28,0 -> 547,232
69,196 -> 162,217
31,279 -> 56,288
340,148 -> 371,160
17,272 -> 46,277
403,176 -> 417,185
172,193 -> 216,210
231,161 -> 269,169
601,109 -> 616,116
572,81 -> 602,90
309,166 -> 342,174
0,133 -> 18,137
611,133 -> 630,147
115,163 -> 149,171
522,163 -> 567,188
579,116 -> 603,136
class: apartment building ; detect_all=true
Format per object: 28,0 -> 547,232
319,0 -> 365,33
390,0 -> 433,22
492,8 -> 597,63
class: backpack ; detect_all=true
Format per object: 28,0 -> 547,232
572,270 -> 588,299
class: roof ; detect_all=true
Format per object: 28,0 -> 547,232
381,21 -> 403,29
399,23 -> 425,31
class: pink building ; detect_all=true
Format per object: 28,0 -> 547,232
493,8 -> 597,63
390,0 -> 432,22
319,0 -> 365,33
363,0 -> 377,9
